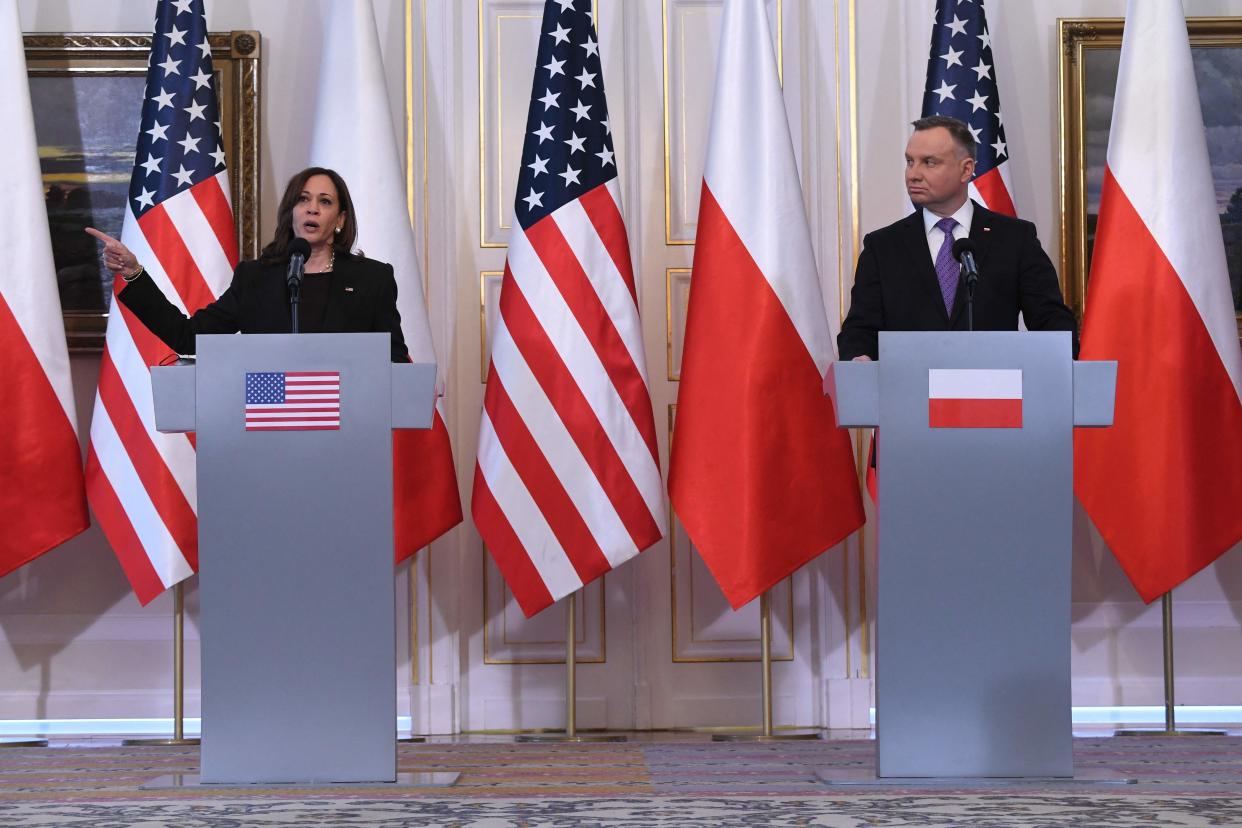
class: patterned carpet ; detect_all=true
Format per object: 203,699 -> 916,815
1,735 -> 1240,826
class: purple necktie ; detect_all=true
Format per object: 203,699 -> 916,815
934,217 -> 959,314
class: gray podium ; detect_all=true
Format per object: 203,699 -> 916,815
826,332 -> 1116,779
151,333 -> 435,784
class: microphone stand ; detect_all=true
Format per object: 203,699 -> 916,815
965,273 -> 976,332
959,251 -> 979,332
289,280 -> 301,334
952,239 -> 980,333
287,254 -> 305,334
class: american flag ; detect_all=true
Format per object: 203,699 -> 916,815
921,0 -> 1016,216
471,0 -> 666,617
85,0 -> 237,605
244,372 -> 341,431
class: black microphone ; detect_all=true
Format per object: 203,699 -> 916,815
952,238 -> 980,332
951,238 -> 979,291
286,238 -> 311,334
286,238 -> 311,289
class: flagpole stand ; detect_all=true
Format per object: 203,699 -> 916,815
124,582 -> 201,747
714,590 -> 820,742
516,593 -> 625,744
1115,593 -> 1224,738
396,567 -> 427,744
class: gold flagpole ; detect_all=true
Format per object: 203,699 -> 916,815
715,588 -> 819,742
566,591 -> 577,738
517,592 -> 624,743
1116,592 -> 1222,738
397,563 -> 426,743
125,582 -> 200,746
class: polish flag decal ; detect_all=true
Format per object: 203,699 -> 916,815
928,368 -> 1022,429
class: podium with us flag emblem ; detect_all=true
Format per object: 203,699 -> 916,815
825,332 -> 1116,780
151,333 -> 435,784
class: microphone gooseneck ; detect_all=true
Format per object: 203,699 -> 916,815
286,238 -> 311,334
952,238 -> 980,332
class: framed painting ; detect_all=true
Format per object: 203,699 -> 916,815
23,31 -> 261,351
1059,17 -> 1242,340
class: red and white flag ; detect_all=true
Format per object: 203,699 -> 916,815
0,0 -> 89,577
668,0 -> 865,610
85,0 -> 235,604
472,0 -> 666,617
1074,0 -> 1242,602
309,0 -> 462,560
928,369 -> 1022,429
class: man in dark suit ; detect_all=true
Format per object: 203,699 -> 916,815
837,116 -> 1076,361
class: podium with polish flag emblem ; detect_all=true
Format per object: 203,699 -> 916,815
150,333 -> 435,785
826,332 -> 1116,779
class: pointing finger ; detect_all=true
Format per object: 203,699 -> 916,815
84,227 -> 117,246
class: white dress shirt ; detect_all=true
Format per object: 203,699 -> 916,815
923,199 -> 974,266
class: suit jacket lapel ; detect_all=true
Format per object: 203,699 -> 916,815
902,210 -> 949,323
320,255 -> 355,332
968,201 -> 994,270
948,200 -> 992,326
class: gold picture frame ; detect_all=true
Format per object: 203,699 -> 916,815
24,31 -> 261,352
1059,17 -> 1242,339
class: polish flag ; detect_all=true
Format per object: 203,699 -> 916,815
309,0 -> 463,559
668,0 -> 865,610
0,0 -> 89,578
928,369 -> 1022,429
1074,0 -> 1242,602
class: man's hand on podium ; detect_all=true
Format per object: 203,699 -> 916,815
852,355 -> 872,361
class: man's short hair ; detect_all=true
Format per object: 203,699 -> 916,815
911,115 -> 976,161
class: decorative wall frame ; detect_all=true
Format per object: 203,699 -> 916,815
1059,17 -> 1242,338
24,31 -> 261,351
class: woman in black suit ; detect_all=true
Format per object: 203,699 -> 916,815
86,167 -> 410,362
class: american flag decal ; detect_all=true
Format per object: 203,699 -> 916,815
245,372 -> 341,431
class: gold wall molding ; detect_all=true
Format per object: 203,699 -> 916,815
1058,15 -> 1242,339
25,30 -> 261,351
661,0 -> 782,246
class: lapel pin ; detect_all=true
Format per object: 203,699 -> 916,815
983,226 -> 992,232
345,286 -> 355,292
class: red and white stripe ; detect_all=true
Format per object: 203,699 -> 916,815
474,178 -> 666,617
310,0 -> 462,561
668,0 -> 864,610
968,163 -> 1015,218
1074,0 -> 1242,602
928,368 -> 1022,429
86,172 -> 237,605
0,0 -> 89,577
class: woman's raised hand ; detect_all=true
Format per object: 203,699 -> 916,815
85,227 -> 140,277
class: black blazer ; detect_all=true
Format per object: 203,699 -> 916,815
837,202 -> 1077,360
117,253 -> 411,362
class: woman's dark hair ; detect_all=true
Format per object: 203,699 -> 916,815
259,167 -> 358,263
